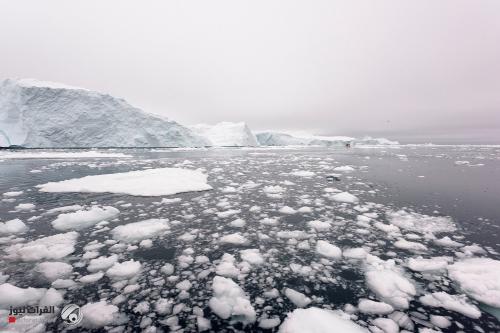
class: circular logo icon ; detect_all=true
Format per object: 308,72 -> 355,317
60,304 -> 82,327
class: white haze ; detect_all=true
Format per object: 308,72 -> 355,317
0,0 -> 499,143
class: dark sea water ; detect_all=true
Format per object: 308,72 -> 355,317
0,145 -> 499,332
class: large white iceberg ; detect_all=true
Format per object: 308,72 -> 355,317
189,122 -> 259,147
0,78 -> 209,147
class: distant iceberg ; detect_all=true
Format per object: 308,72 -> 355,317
0,78 -> 209,148
256,131 -> 398,146
189,122 -> 259,147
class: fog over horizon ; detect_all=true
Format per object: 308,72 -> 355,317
1,0 -> 499,144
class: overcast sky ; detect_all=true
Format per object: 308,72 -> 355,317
1,0 -> 499,143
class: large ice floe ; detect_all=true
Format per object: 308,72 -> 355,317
279,307 -> 368,333
447,258 -> 500,308
37,167 -> 212,196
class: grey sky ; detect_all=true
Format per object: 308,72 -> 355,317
1,0 -> 499,143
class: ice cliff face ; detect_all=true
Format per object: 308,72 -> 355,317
189,122 -> 259,147
0,79 -> 209,147
256,132 -> 398,146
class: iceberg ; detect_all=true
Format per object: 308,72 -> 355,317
189,122 -> 259,147
256,131 -> 398,146
0,78 -> 209,147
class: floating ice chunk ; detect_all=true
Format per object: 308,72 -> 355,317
88,255 -> 119,272
279,307 -> 368,333
209,276 -> 256,325
217,209 -> 241,218
155,298 -> 173,315
419,292 -> 481,318
111,219 -> 169,243
331,192 -> 359,204
229,218 -> 246,228
0,283 -> 46,308
221,186 -> 238,193
394,239 -> 427,252
290,170 -> 315,177
407,257 -> 450,272
461,244 -> 486,255
45,205 -> 84,214
289,263 -> 313,276
433,236 -> 463,247
81,301 -> 120,328
371,318 -> 399,333
388,311 -> 414,331
279,206 -> 297,214
263,185 -> 285,194
263,185 -> 286,198
35,261 -> 73,282
307,220 -> 331,232
220,233 -> 248,245
216,253 -> 240,278
260,217 -> 279,226
139,239 -> 153,248
176,280 -> 192,291
334,166 -> 355,172
197,316 -> 212,331
447,258 -> 500,308
358,299 -> 394,314
106,260 -> 142,280
387,210 -> 455,234
430,315 -> 451,328
0,219 -> 28,235
51,279 -> 77,289
374,222 -> 400,234
79,272 -> 104,284
39,288 -> 64,307
315,240 -> 342,259
240,249 -> 264,266
284,288 -> 311,308
365,255 -> 416,309
5,231 -> 78,261
52,206 -> 119,231
343,248 -> 369,260
15,203 -> 36,211
161,263 -> 175,276
298,206 -> 312,213
277,230 -> 308,240
3,191 -> 23,197
37,167 -> 212,196
259,317 -> 281,329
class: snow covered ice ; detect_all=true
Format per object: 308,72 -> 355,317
37,167 -> 212,196
1,145 -> 500,332
0,78 -> 209,147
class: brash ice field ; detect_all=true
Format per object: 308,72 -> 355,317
0,145 -> 499,332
